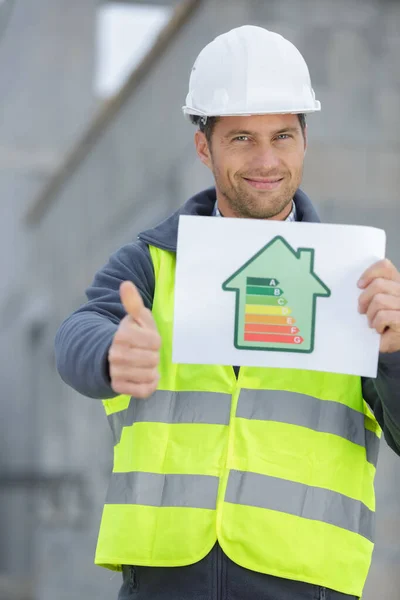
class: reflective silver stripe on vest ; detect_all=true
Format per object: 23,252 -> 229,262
106,472 -> 219,509
107,410 -> 127,446
365,429 -> 380,468
225,470 -> 374,542
237,389 -> 380,467
108,391 -> 232,445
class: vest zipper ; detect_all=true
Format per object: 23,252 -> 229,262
129,566 -> 137,592
215,366 -> 237,600
320,588 -> 326,600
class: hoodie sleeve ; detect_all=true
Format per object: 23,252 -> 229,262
362,351 -> 400,456
54,240 -> 154,399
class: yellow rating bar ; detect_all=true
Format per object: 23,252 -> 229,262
245,304 -> 292,316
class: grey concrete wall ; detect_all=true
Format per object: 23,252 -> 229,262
1,0 -> 399,598
0,0 -> 99,591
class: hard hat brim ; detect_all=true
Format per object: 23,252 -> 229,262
182,102 -> 321,120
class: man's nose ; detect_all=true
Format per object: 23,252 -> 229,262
253,144 -> 281,171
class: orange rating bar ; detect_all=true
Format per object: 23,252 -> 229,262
244,333 -> 304,344
245,314 -> 296,326
245,324 -> 299,335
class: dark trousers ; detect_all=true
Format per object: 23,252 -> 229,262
117,542 -> 357,600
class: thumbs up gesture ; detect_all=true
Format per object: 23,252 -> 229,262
108,281 -> 162,398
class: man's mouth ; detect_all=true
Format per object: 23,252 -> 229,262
243,177 -> 284,190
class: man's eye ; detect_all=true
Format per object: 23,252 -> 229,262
276,134 -> 291,140
233,136 -> 250,142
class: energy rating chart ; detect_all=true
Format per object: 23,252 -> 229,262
244,276 -> 303,346
222,236 -> 331,353
174,216 -> 386,375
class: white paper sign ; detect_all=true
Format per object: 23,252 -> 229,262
173,216 -> 386,378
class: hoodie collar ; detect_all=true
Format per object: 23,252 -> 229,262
138,187 -> 320,252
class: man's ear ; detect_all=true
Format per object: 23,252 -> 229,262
195,130 -> 212,169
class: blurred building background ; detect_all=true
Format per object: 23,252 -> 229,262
0,0 -> 399,598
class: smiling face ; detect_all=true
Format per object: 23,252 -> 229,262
195,114 -> 307,220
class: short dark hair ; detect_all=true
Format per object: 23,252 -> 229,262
190,113 -> 307,144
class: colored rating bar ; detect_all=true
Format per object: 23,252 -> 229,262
247,277 -> 279,286
245,315 -> 296,325
246,286 -> 283,296
246,305 -> 292,316
246,295 -> 287,306
244,333 -> 304,344
245,324 -> 299,335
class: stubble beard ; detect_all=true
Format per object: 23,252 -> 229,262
214,167 -> 303,220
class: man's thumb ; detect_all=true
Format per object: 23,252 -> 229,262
120,281 -> 145,323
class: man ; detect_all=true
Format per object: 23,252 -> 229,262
55,26 -> 400,600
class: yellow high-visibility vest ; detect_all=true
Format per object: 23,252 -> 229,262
95,245 -> 381,597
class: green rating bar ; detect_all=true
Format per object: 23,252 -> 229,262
246,286 -> 283,296
246,277 -> 279,287
246,295 -> 288,306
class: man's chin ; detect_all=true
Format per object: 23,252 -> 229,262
233,193 -> 293,219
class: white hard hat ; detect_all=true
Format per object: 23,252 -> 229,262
183,25 -> 321,118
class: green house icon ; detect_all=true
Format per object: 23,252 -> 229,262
222,236 -> 331,354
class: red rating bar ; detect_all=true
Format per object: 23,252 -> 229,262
244,333 -> 304,345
